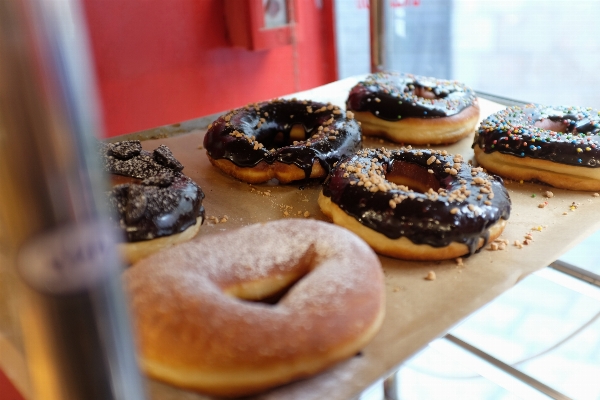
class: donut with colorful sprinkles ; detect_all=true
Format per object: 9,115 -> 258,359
204,98 -> 361,184
346,72 -> 480,145
474,105 -> 600,191
318,147 -> 511,260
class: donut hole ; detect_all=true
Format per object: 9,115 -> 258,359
257,124 -> 309,149
413,86 -> 438,100
289,124 -> 307,141
386,161 -> 441,193
534,118 -> 569,133
223,244 -> 316,305
227,271 -> 309,305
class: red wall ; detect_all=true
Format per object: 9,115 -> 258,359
0,370 -> 23,400
82,0 -> 337,138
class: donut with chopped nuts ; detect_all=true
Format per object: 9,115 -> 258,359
124,219 -> 385,397
318,148 -> 511,260
203,98 -> 361,184
474,104 -> 600,191
346,72 -> 480,145
101,140 -> 205,264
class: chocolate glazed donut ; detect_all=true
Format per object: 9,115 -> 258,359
203,99 -> 362,184
474,104 -> 600,191
346,72 -> 480,145
101,140 -> 205,263
318,148 -> 511,260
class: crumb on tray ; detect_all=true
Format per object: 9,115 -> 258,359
425,271 -> 436,281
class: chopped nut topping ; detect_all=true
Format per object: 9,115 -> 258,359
425,271 -> 436,281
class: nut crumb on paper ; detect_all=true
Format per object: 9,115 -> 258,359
425,271 -> 436,281
207,215 -> 229,225
487,238 -> 509,251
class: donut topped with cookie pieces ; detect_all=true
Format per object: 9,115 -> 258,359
203,98 -> 362,184
319,147 -> 511,260
101,140 -> 205,243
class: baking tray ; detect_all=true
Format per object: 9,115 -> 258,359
4,77 -> 600,400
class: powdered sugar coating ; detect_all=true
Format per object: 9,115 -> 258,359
124,219 -> 385,391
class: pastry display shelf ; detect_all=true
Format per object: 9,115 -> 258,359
2,77 -> 599,400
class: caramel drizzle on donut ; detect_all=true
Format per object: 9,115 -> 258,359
204,99 -> 362,179
322,148 -> 511,254
475,104 -> 600,167
346,72 -> 477,121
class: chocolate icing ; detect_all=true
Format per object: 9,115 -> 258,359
203,99 -> 362,181
346,72 -> 477,121
101,141 -> 205,242
474,104 -> 600,167
322,148 -> 511,254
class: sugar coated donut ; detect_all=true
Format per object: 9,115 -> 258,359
204,98 -> 361,184
474,104 -> 600,191
101,140 -> 205,264
346,72 -> 480,145
318,148 -> 511,260
124,219 -> 385,397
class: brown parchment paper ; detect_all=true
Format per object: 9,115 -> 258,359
3,77 -> 600,400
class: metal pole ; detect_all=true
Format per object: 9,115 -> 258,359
0,1 -> 146,399
370,0 -> 386,72
383,371 -> 400,400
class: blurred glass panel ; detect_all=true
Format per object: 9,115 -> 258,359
360,341 -> 530,400
559,230 -> 600,276
452,0 -> 600,108
336,0 -> 600,108
451,268 -> 600,400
